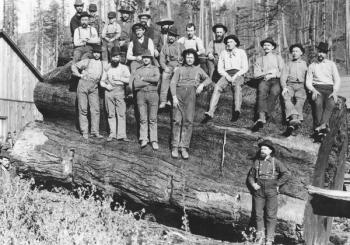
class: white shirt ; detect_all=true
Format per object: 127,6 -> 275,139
217,48 -> 249,77
73,26 -> 100,47
177,35 -> 205,55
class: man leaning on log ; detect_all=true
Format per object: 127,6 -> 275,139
306,42 -> 341,142
247,140 -> 290,245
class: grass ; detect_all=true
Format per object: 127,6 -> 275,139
0,176 -> 181,245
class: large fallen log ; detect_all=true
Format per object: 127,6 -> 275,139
10,63 -> 348,243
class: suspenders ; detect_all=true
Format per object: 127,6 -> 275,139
256,158 -> 275,179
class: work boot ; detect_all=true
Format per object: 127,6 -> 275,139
118,138 -> 131,142
201,112 -> 213,124
231,111 -> 240,122
283,125 -> 294,137
159,102 -> 167,109
252,120 -> 264,132
171,147 -> 179,158
82,133 -> 89,139
91,133 -> 103,139
255,231 -> 265,245
106,135 -> 116,142
180,148 -> 189,160
151,142 -> 159,150
140,140 -> 148,148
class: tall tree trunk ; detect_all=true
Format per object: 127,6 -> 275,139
346,0 -> 350,74
166,0 -> 171,18
264,0 -> 269,37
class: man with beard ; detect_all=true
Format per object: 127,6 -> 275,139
155,18 -> 174,53
100,47 -> 131,142
306,42 -> 341,142
280,44 -> 308,137
206,23 -> 227,82
247,140 -> 290,245
117,7 -> 133,61
73,11 -> 100,63
101,12 -> 121,61
129,50 -> 160,150
70,0 -> 84,38
127,23 -> 155,73
202,35 -> 248,123
72,45 -> 105,139
252,37 -> 284,132
159,26 -> 185,109
170,49 -> 212,159
88,3 -> 103,36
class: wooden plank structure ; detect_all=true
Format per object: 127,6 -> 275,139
0,30 -> 43,141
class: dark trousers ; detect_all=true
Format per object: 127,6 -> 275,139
313,84 -> 335,127
258,78 -> 281,114
253,179 -> 278,241
172,86 -> 196,149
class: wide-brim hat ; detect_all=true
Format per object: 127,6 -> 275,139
224,34 -> 240,47
212,23 -> 227,33
316,42 -> 329,53
260,37 -> 277,49
89,3 -> 97,12
156,18 -> 174,26
141,49 -> 153,58
108,11 -> 117,19
118,7 -> 133,14
80,11 -> 90,18
132,22 -> 146,32
92,45 -> 103,53
167,26 -> 179,36
74,0 -> 84,6
289,43 -> 305,54
110,46 -> 121,57
258,140 -> 275,154
138,12 -> 151,19
182,49 -> 199,66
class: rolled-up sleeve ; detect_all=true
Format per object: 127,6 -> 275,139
237,50 -> 248,76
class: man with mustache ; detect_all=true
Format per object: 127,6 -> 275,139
306,42 -> 341,142
72,11 -> 100,63
280,44 -> 308,137
177,23 -> 205,56
252,37 -> 284,132
117,7 -> 134,62
247,140 -> 290,245
159,26 -> 185,109
88,3 -> 102,36
101,11 -> 121,61
72,45 -> 105,139
70,0 -> 84,38
155,18 -> 174,53
100,47 -> 130,142
206,23 -> 227,82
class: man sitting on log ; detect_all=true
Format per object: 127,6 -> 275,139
206,23 -> 227,82
247,140 -> 290,245
252,37 -> 284,132
70,0 -> 84,38
101,12 -> 121,61
280,44 -> 308,137
306,42 -> 341,142
159,26 -> 185,109
127,23 -> 155,73
100,47 -> 131,142
129,50 -> 160,150
170,49 -> 212,159
73,11 -> 101,63
202,34 -> 248,123
71,45 -> 104,139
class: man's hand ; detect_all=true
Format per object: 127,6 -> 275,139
106,84 -> 113,91
173,96 -> 179,108
196,83 -> 204,94
164,66 -> 172,73
312,89 -> 321,101
119,40 -> 125,46
136,56 -> 142,61
208,53 -> 215,60
282,88 -> 289,97
329,92 -> 338,103
252,183 -> 261,190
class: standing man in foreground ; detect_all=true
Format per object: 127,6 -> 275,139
202,34 -> 248,123
170,49 -> 212,159
247,140 -> 290,245
306,42 -> 341,142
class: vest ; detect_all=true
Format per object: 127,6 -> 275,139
132,37 -> 149,56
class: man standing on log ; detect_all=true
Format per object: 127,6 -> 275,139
117,7 -> 133,63
202,34 -> 248,123
252,37 -> 284,132
101,12 -> 121,61
100,47 -> 130,142
70,0 -> 84,38
73,11 -> 100,63
129,50 -> 160,150
170,49 -> 212,159
127,23 -> 155,73
155,18 -> 174,53
206,23 -> 227,82
159,26 -> 185,109
306,42 -> 341,142
72,45 -> 104,139
88,3 -> 103,37
280,44 -> 308,137
247,140 -> 290,245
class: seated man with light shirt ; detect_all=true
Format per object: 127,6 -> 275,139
202,34 -> 248,123
306,42 -> 341,142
